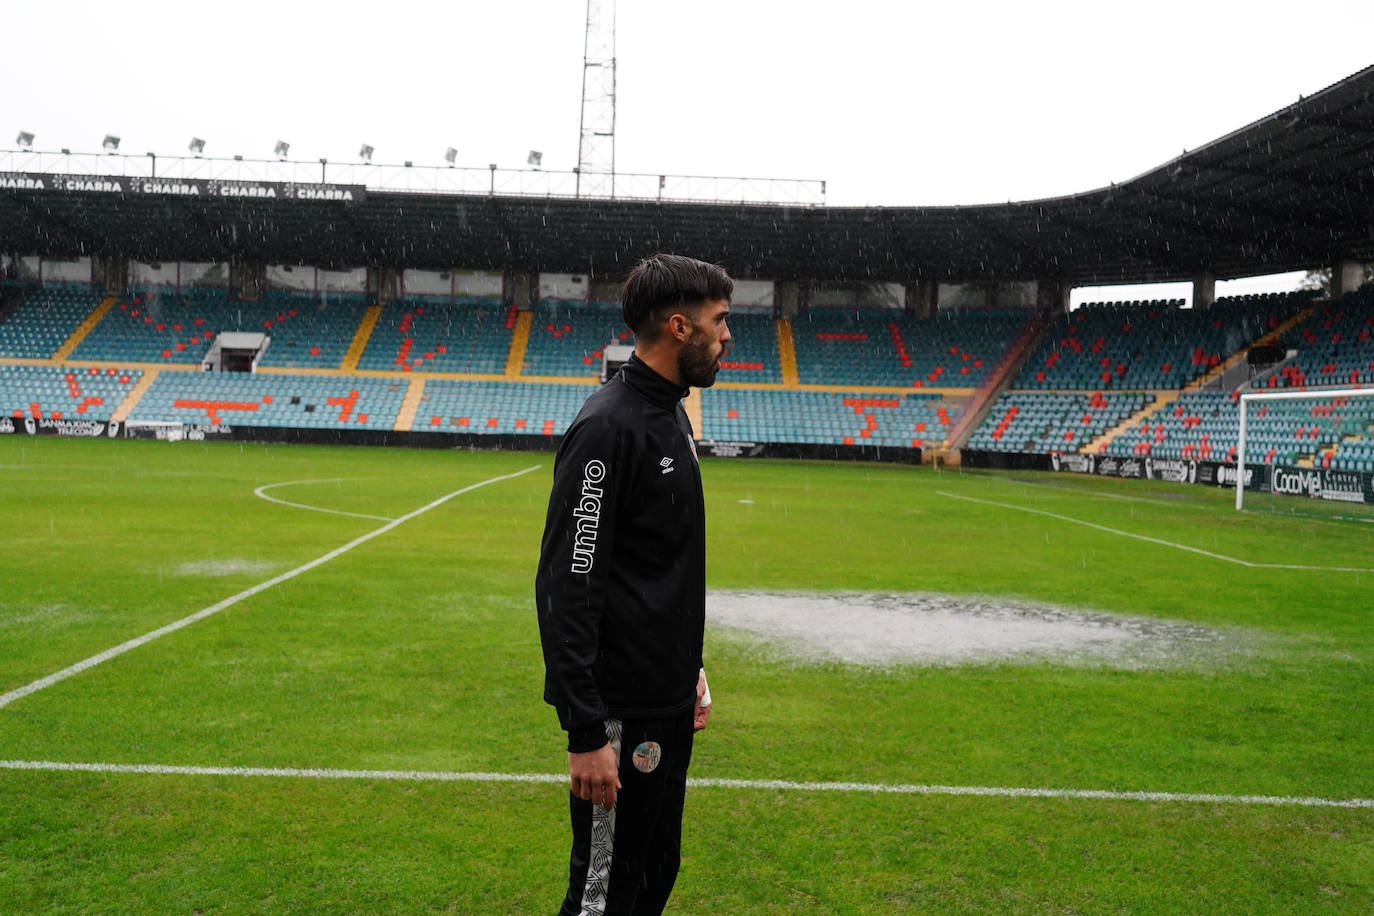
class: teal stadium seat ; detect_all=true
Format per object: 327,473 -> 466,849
0,364 -> 142,422
129,372 -> 405,430
357,297 -> 515,375
967,390 -> 1150,454
0,287 -> 104,358
700,388 -> 949,447
522,300 -> 633,378
414,380 -> 592,435
790,308 -> 1024,388
1271,284 -> 1374,389
1017,293 -> 1315,390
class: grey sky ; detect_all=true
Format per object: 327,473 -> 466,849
6,1 -> 1371,301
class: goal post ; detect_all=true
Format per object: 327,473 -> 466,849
1236,386 -> 1374,512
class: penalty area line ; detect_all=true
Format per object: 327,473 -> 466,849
938,490 -> 1374,573
1,760 -> 1370,810
0,465 -> 542,711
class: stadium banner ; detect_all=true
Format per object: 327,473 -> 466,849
1319,468 -> 1366,505
0,172 -> 365,203
967,449 -> 1372,503
1091,456 -> 1145,480
696,439 -> 921,464
1050,452 -> 1094,474
154,424 -> 564,452
1141,457 -> 1199,485
1208,462 -> 1265,491
123,421 -> 235,442
0,416 -> 120,437
1,173 -> 129,194
959,450 -> 1053,472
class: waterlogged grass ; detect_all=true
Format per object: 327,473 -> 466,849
1,437 -> 1371,913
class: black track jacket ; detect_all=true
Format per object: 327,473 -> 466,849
536,354 -> 705,753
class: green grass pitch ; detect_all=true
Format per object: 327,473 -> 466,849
1,436 -> 1371,914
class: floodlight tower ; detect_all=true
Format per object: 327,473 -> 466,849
576,0 -> 616,198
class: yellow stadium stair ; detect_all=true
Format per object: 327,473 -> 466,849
110,368 -> 160,424
341,305 -> 382,372
505,310 -> 533,379
683,386 -> 703,439
53,296 -> 117,360
393,377 -> 427,432
1184,305 -> 1314,392
776,319 -> 799,387
1085,390 -> 1179,454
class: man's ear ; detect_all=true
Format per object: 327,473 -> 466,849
667,312 -> 693,342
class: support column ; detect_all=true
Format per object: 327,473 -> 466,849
1035,278 -> 1070,317
1192,271 -> 1216,310
96,255 -> 127,296
1331,259 -> 1363,299
775,280 -> 800,320
504,271 -> 533,309
905,280 -> 937,319
230,260 -> 265,301
375,267 -> 401,305
589,278 -> 621,304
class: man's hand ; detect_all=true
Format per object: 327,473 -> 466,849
568,742 -> 621,811
694,668 -> 712,732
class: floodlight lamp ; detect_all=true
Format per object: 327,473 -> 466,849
527,150 -> 543,169
102,134 -> 121,152
274,140 -> 290,159
16,131 -> 34,150
188,137 -> 206,156
359,144 -> 374,162
444,147 -> 457,166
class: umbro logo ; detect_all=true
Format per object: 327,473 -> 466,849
660,457 -> 675,475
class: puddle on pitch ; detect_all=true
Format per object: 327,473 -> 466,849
171,558 -> 277,577
706,590 -> 1257,670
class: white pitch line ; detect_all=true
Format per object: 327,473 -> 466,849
2,760 -> 1369,810
939,490 -> 1374,573
0,465 -> 542,710
254,478 -> 396,521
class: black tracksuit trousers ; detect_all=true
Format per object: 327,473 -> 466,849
558,711 -> 696,916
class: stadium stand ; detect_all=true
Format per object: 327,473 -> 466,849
1,275 -> 1358,465
522,300 -> 632,378
413,379 -> 591,435
790,309 -> 1024,388
0,364 -> 142,421
254,290 -> 369,370
1017,293 -> 1314,390
966,390 -> 1152,454
700,388 -> 950,448
0,287 -> 103,358
357,297 -> 515,375
1269,284 -> 1374,389
128,372 -> 406,430
715,311 -> 783,384
71,289 -> 368,368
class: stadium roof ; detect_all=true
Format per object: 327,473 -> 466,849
3,65 -> 1373,286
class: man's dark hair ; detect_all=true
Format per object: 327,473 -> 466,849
621,254 -> 734,340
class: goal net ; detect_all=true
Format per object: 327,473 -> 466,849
1236,387 -> 1374,519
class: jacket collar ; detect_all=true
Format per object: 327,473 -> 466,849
620,352 -> 689,410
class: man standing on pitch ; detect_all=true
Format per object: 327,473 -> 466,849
536,254 -> 731,915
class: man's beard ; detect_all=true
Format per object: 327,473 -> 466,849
677,329 -> 720,388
